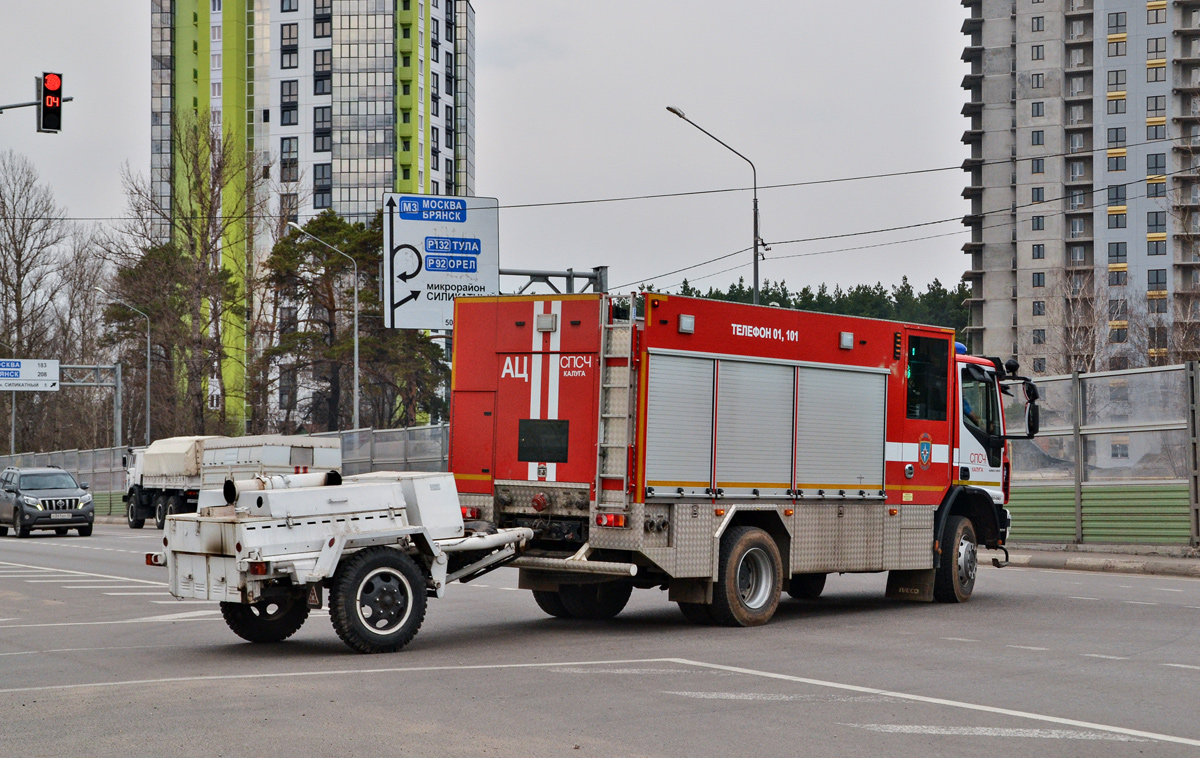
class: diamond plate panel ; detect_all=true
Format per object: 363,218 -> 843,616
600,449 -> 626,476
602,421 -> 627,447
605,326 -> 632,357
900,528 -> 934,570
458,492 -> 494,522
642,503 -> 670,549
883,513 -> 901,568
494,481 -> 591,518
603,386 -> 630,416
670,502 -> 716,578
840,503 -> 884,572
603,364 -> 629,386
598,489 -> 626,506
901,504 -> 935,530
793,503 -> 839,572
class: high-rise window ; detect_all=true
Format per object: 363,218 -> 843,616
314,106 -> 331,130
1108,12 -> 1126,33
1148,8 -> 1166,24
1107,127 -> 1126,146
1148,183 -> 1166,198
1150,297 -> 1168,314
1147,38 -> 1166,60
314,133 -> 331,152
1108,155 -> 1126,171
1148,269 -> 1167,291
282,0 -> 297,10
1033,301 -> 1045,316
1108,70 -> 1126,92
1033,329 -> 1046,345
1108,185 -> 1126,206
1109,242 -> 1127,262
1032,130 -> 1045,146
280,136 -> 298,160
281,23 -> 298,47
1032,216 -> 1045,231
1110,270 -> 1128,286
1032,187 -> 1045,203
1148,153 -> 1166,175
1148,211 -> 1166,233
1107,98 -> 1126,114
1108,213 -> 1127,229
1032,16 -> 1044,32
314,49 -> 332,74
1109,328 -> 1128,344
1108,299 -> 1128,320
281,50 -> 298,69
1032,101 -> 1044,117
1033,243 -> 1045,259
1032,45 -> 1044,60
1032,73 -> 1045,88
281,80 -> 298,103
1148,66 -> 1166,83
1148,95 -> 1166,117
1032,158 -> 1045,173
1109,41 -> 1127,57
1148,124 -> 1166,140
1033,272 -> 1046,288
1148,240 -> 1166,256
315,19 -> 331,37
1033,358 -> 1046,373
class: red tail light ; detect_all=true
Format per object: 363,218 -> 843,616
461,506 -> 481,519
595,513 -> 626,528
248,561 -> 269,576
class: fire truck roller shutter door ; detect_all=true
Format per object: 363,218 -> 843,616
644,354 -> 714,496
715,361 -> 793,495
795,367 -> 887,491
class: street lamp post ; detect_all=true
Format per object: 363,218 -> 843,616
0,340 -> 14,455
666,106 -> 762,305
288,222 -> 360,431
96,288 -> 151,446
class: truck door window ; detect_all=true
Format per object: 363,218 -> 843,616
518,419 -> 570,463
961,365 -> 1001,466
906,335 -> 949,421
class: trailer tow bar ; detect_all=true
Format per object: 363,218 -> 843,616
991,545 -> 1010,569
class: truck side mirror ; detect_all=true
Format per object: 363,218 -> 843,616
3,485 -> 14,493
80,482 -> 90,490
1025,403 -> 1040,437
1023,379 -> 1040,403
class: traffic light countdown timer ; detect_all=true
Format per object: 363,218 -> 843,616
37,73 -> 62,133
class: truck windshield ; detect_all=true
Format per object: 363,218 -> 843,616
20,473 -> 78,490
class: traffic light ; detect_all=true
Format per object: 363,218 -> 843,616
37,73 -> 62,133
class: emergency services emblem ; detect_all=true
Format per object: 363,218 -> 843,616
918,433 -> 933,471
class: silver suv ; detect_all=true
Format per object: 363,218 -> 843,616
0,467 -> 94,537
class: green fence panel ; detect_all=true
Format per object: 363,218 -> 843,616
94,491 -> 123,517
1081,484 -> 1192,545
1008,486 -> 1078,542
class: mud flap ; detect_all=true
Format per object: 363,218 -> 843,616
885,569 -> 935,602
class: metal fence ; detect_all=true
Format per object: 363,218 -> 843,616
0,425 -> 450,517
1006,363 -> 1200,547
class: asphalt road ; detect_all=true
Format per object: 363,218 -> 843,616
2,524 -> 1199,757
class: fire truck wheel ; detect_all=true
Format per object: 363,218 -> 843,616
152,494 -> 167,530
126,489 -> 145,529
934,516 -> 978,603
330,547 -> 427,654
558,582 -> 633,620
220,597 -> 310,643
677,602 -> 715,625
711,526 -> 782,627
532,590 -> 573,619
786,573 -> 827,600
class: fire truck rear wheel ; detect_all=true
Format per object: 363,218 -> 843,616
330,547 -> 427,654
220,597 -> 310,643
677,601 -> 715,624
786,573 -> 827,600
532,590 -> 573,619
558,582 -> 633,620
934,515 -> 978,603
710,526 -> 782,627
152,494 -> 167,530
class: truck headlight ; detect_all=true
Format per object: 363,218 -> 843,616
79,494 -> 93,508
21,496 -> 41,509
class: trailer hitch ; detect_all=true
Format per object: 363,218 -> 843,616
991,545 -> 1010,569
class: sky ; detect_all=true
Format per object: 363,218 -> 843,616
0,1 -> 970,297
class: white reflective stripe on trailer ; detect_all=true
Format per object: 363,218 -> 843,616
644,354 -> 714,490
795,366 -> 886,490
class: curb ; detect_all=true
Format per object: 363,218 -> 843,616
983,550 -> 1200,579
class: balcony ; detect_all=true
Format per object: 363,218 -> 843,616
961,72 -> 984,89
961,17 -> 983,34
961,129 -> 983,145
961,184 -> 984,199
961,45 -> 983,63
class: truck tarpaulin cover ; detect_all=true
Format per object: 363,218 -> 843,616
141,436 -> 218,477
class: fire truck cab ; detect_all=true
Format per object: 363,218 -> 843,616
449,293 -> 1039,626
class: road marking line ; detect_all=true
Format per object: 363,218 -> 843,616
1163,663 -> 1200,671
1006,645 -> 1049,651
668,659 -> 1200,748
0,617 -> 222,630
0,655 -> 1193,748
940,637 -> 978,643
24,578 -> 137,583
1068,596 -> 1099,600
842,724 -> 1146,742
1153,588 -> 1184,592
62,585 -> 157,590
1125,601 -> 1158,606
1187,606 -> 1200,610
0,560 -> 164,586
128,610 -> 221,622
104,592 -> 171,596
149,600 -> 215,604
0,644 -> 186,658
1081,654 -> 1128,660
667,691 -> 894,703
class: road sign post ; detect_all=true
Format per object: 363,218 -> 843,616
381,194 -> 500,330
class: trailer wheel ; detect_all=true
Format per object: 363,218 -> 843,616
330,547 -> 427,654
786,573 -> 827,600
934,515 -> 977,603
532,590 -> 573,619
677,602 -> 715,625
220,597 -> 310,643
558,582 -> 633,620
126,488 -> 145,529
710,526 -> 782,627
152,494 -> 167,530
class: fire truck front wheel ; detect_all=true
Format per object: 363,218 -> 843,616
330,547 -> 427,653
711,526 -> 783,627
532,590 -> 573,619
220,597 -> 310,643
558,582 -> 633,620
934,516 -> 978,603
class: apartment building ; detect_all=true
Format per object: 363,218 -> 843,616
149,0 -> 475,426
962,0 -> 1200,374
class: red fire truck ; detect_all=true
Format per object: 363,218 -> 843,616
449,293 -> 1039,626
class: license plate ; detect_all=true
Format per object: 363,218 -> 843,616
51,512 -> 72,520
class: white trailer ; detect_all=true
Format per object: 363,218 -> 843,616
123,435 -> 342,530
146,471 -> 532,653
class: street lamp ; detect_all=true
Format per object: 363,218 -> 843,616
96,288 -> 151,446
287,221 -> 360,430
666,106 -> 763,305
